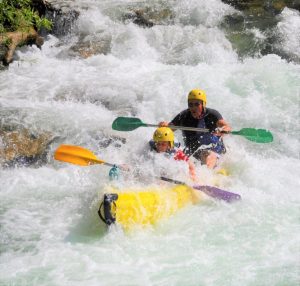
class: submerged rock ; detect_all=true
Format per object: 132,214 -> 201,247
97,135 -> 127,149
122,10 -> 154,27
122,6 -> 174,27
69,34 -> 112,58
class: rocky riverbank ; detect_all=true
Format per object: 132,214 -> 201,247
0,0 -> 78,67
1,0 -> 299,66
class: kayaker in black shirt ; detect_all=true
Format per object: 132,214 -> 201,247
159,89 -> 231,169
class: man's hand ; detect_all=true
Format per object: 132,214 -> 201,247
215,119 -> 231,136
158,121 -> 169,127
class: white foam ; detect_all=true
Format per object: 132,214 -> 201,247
0,1 -> 299,285
277,8 -> 300,58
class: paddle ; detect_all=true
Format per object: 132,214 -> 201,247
160,176 -> 241,203
54,144 -> 115,167
54,144 -> 241,203
230,128 -> 273,143
112,117 -> 209,132
112,117 -> 273,143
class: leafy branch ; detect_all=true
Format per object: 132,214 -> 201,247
0,0 -> 52,33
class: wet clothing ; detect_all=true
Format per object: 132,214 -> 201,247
149,140 -> 196,180
108,141 -> 195,181
148,140 -> 188,161
170,108 -> 226,162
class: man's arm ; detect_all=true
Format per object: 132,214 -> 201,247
159,110 -> 187,129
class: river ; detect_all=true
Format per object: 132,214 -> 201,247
0,0 -> 299,285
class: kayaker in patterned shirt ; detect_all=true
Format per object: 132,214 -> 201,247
159,89 -> 231,169
149,127 -> 196,181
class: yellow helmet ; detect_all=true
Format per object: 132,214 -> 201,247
188,89 -> 207,106
153,127 -> 174,148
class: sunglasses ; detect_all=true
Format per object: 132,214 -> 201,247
188,101 -> 202,108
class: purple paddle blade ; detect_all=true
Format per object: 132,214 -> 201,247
193,185 -> 241,203
159,176 -> 241,203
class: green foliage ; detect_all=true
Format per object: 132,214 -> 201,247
0,0 -> 52,33
1,35 -> 12,46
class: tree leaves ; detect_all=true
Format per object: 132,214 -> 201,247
0,0 -> 52,33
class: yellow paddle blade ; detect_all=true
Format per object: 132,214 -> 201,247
54,145 -> 106,166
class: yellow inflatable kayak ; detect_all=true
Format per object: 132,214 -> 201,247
98,184 -> 202,230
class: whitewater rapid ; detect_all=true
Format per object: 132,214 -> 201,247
1,1 -> 299,285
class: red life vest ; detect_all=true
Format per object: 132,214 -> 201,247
173,149 -> 189,161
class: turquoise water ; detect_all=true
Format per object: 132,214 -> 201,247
0,1 -> 299,285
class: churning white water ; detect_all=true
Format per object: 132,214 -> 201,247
0,0 -> 299,285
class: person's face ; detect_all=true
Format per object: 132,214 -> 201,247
188,100 -> 203,118
155,141 -> 170,153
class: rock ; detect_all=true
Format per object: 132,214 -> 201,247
220,0 -> 300,62
45,8 -> 79,36
0,44 -> 9,68
0,28 -> 44,65
31,0 -> 47,14
221,0 -> 300,13
21,0 -> 81,37
0,129 -> 55,168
